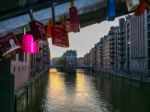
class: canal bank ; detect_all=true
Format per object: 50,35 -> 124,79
15,68 -> 49,112
93,69 -> 150,86
18,68 -> 150,112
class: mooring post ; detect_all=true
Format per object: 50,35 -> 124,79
0,59 -> 14,112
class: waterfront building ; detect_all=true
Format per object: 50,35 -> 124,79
95,42 -> 101,70
108,26 -> 120,70
77,57 -> 84,68
11,53 -> 31,90
32,40 -> 50,77
117,18 -> 126,70
40,40 -> 50,69
95,38 -> 104,71
102,35 -> 111,70
11,40 -> 50,90
123,15 -> 132,72
82,12 -> 150,76
62,50 -> 77,72
99,38 -> 104,70
83,53 -> 90,67
100,26 -> 120,71
127,11 -> 150,75
146,11 -> 150,75
89,47 -> 96,68
50,57 -> 60,67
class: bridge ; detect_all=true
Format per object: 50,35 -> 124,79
0,0 -> 128,35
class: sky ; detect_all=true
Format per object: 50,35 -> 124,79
48,17 -> 123,58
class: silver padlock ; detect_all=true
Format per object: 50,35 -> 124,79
126,0 -> 140,12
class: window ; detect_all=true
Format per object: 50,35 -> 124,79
18,52 -> 24,62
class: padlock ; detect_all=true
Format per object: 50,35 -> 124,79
46,21 -> 53,38
126,0 -> 140,12
51,23 -> 69,47
65,19 -> 72,32
21,34 -> 39,54
0,32 -> 20,57
69,6 -> 80,32
29,20 -> 47,41
135,0 -> 149,16
107,0 -> 116,21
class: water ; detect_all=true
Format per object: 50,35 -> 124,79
23,68 -> 150,112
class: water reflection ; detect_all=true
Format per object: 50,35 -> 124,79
93,72 -> 150,112
24,69 -> 150,112
42,69 -> 104,112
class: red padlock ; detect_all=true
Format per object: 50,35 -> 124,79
135,0 -> 149,16
51,23 -> 69,47
69,6 -> 80,32
65,19 -> 72,32
29,20 -> 47,40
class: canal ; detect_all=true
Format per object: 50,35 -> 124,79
21,68 -> 150,112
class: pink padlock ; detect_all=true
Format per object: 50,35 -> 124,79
21,34 -> 39,53
69,6 -> 80,32
22,34 -> 34,43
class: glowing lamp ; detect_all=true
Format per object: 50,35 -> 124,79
126,0 -> 140,12
21,34 -> 39,53
22,42 -> 39,54
107,0 -> 116,21
22,34 -> 34,44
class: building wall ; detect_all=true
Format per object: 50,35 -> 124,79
11,40 -> 50,90
146,10 -> 150,74
77,57 -> 84,67
124,16 -> 132,71
63,50 -> 77,68
84,53 -> 90,67
129,13 -> 147,74
118,18 -> 126,70
11,53 -> 31,90
96,42 -> 101,70
88,48 -> 95,67
108,26 -> 120,70
83,13 -> 150,75
103,35 -> 111,70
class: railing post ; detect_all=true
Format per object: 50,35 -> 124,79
0,59 -> 14,112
